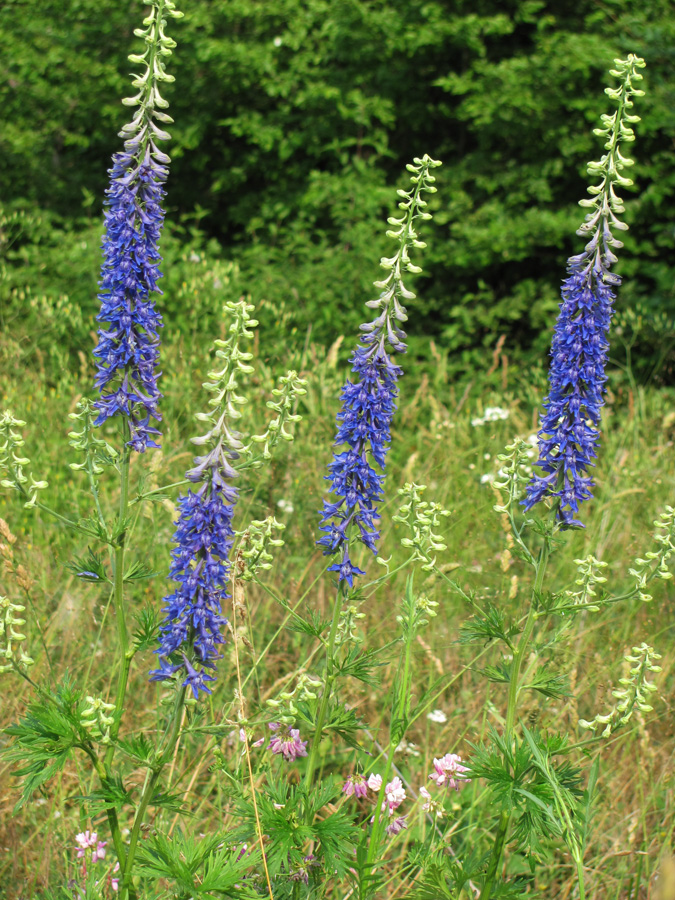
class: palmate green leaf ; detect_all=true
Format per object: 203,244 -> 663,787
124,559 -> 157,582
117,732 -> 155,763
523,666 -> 571,700
133,606 -> 161,652
137,830 -> 260,898
460,603 -> 520,647
479,662 -> 512,686
284,606 -> 331,640
235,777 -> 357,884
73,775 -> 132,812
3,676 -> 86,810
66,547 -> 109,583
334,642 -> 393,686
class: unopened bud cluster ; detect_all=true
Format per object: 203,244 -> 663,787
266,672 -> 323,725
568,555 -> 609,612
237,517 -> 285,581
492,439 -> 533,512
0,595 -> 33,674
249,371 -> 307,463
629,506 -> 675,602
188,301 -> 257,472
0,411 -> 48,509
393,483 -> 450,570
337,602 -> 366,645
81,696 -> 116,744
579,643 -> 661,736
69,399 -> 117,474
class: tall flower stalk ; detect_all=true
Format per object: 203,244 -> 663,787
151,300 -> 257,695
525,55 -> 645,526
317,155 -> 442,585
93,0 -> 183,453
306,156 -> 441,789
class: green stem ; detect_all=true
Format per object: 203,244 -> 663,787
105,436 -> 132,771
362,582 -> 415,895
303,582 -> 345,793
481,536 -> 552,900
119,685 -> 187,900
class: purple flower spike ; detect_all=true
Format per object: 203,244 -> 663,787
151,301 -> 258,696
524,55 -> 645,526
318,155 -> 442,585
93,1 -> 183,451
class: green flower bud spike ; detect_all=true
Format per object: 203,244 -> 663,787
0,411 -> 48,509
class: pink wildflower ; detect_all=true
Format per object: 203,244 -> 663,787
92,841 -> 107,863
386,815 -> 408,836
429,753 -> 470,791
419,785 -> 442,817
75,830 -> 99,858
383,776 -> 406,814
367,773 -> 382,792
343,774 -> 368,799
268,722 -> 308,761
111,861 -> 120,892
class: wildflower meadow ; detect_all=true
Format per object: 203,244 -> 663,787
1,2 -> 674,899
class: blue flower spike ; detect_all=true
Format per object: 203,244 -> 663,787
151,301 -> 257,698
93,0 -> 183,452
318,155 -> 442,584
525,56 -> 646,527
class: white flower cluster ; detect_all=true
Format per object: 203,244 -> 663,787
579,643 -> 662,736
237,517 -> 285,581
567,555 -> 609,612
81,696 -> 116,744
0,594 -> 33,674
471,406 -> 510,427
0,411 -> 48,509
629,505 -> 675,602
393,482 -> 450,571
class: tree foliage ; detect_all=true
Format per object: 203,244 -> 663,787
1,0 -> 674,364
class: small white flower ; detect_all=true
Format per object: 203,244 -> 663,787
480,473 -> 495,484
427,709 -> 447,724
273,36 -> 283,47
277,498 -> 294,514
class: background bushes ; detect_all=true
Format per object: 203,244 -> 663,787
1,0 -> 675,371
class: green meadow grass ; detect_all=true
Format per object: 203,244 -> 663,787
0,333 -> 673,899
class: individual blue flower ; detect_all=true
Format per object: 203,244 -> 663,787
524,55 -> 645,526
318,156 -> 442,584
93,1 -> 182,452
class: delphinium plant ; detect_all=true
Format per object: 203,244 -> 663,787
392,55 -> 669,900
0,4 -> 669,897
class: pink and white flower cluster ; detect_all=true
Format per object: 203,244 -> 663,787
74,831 -> 120,892
418,752 -> 470,819
267,722 -> 309,761
342,773 -> 408,836
429,753 -> 470,791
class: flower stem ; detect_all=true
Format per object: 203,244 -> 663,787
105,433 -> 133,771
481,535 -> 552,900
118,685 -> 187,900
304,581 -> 345,793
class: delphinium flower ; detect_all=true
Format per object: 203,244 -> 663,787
525,56 -> 645,525
428,753 -> 470,791
318,156 -> 442,585
267,722 -> 309,761
151,301 -> 257,696
93,0 -> 183,452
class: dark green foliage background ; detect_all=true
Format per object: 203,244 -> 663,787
1,0 -> 674,367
